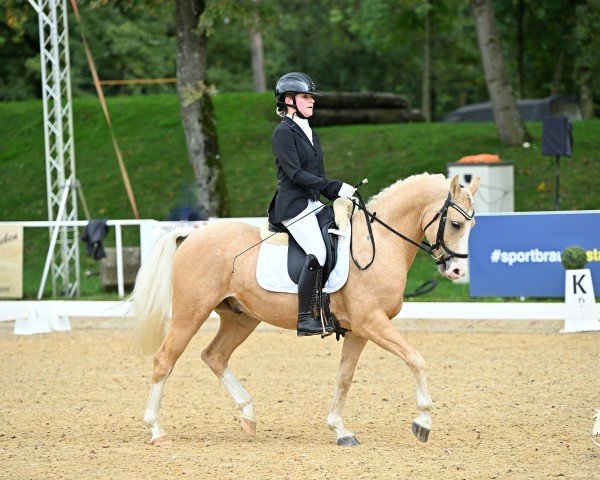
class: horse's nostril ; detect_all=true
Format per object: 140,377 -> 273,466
453,268 -> 461,276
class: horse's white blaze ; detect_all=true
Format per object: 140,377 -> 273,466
220,367 -> 255,422
144,375 -> 168,442
441,224 -> 472,280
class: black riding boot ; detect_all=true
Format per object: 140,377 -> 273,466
297,255 -> 334,337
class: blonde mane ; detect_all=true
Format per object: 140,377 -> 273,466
367,172 -> 446,207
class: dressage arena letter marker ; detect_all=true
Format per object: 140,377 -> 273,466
565,269 -> 595,305
563,269 -> 599,333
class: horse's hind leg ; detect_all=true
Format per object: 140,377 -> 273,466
327,332 -> 368,446
144,305 -> 215,445
201,310 -> 261,436
356,310 -> 432,443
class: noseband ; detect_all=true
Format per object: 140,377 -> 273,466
350,190 -> 474,271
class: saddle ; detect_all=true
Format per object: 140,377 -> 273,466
260,198 -> 352,285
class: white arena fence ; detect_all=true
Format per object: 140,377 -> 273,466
0,218 -> 266,298
0,218 -> 598,335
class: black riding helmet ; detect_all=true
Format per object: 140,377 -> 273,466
275,72 -> 321,118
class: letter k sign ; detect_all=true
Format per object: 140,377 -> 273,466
562,268 -> 599,333
565,269 -> 595,305
573,274 -> 587,294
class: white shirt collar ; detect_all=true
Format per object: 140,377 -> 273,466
286,114 -> 313,144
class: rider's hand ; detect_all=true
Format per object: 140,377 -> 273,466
338,182 -> 356,199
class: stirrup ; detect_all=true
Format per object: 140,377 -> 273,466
321,292 -> 348,341
319,308 -> 334,338
314,288 -> 334,338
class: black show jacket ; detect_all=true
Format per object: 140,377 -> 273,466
267,116 -> 342,224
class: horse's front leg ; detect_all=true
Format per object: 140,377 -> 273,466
357,310 -> 432,443
327,332 -> 368,446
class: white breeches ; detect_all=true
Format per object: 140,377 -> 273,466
283,200 -> 326,266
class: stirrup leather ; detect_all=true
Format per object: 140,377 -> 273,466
296,255 -> 334,337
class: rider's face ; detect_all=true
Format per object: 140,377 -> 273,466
287,93 -> 315,118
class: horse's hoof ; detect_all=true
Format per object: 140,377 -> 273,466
337,435 -> 360,446
412,422 -> 430,443
150,436 -> 172,446
240,418 -> 256,437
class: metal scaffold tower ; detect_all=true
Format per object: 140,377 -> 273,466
29,0 -> 81,298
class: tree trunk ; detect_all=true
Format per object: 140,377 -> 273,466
579,73 -> 594,119
421,4 -> 432,122
574,1 -> 595,120
515,0 -> 525,97
174,0 -> 228,218
471,0 -> 530,146
249,14 -> 266,93
552,50 -> 564,95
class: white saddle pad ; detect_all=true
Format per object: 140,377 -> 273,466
256,229 -> 351,294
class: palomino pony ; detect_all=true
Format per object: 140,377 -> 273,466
130,173 -> 480,446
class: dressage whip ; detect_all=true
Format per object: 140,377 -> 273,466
231,178 -> 368,273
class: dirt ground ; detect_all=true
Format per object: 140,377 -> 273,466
1,317 -> 599,480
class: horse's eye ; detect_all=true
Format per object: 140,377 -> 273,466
450,221 -> 461,230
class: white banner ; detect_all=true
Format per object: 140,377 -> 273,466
0,225 -> 24,298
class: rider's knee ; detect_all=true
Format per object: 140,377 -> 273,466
310,240 -> 326,266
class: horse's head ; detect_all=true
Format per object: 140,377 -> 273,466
423,175 -> 480,280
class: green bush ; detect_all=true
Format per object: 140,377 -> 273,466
561,245 -> 588,270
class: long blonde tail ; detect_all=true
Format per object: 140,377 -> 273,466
129,228 -> 191,356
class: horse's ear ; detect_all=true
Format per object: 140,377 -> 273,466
469,176 -> 481,195
450,175 -> 461,197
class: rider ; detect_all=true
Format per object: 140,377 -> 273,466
267,72 -> 356,337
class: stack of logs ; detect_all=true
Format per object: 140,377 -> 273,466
311,92 -> 424,127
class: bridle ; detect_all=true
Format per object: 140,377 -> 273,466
350,190 -> 475,271
422,192 -> 475,266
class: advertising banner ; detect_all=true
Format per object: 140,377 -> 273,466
469,211 -> 600,297
0,225 -> 24,298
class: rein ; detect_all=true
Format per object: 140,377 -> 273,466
350,189 -> 474,270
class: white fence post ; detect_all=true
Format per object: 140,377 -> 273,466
115,223 -> 124,298
37,180 -> 72,299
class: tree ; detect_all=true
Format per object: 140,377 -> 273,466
471,0 -> 530,146
201,0 -> 271,93
0,0 -> 42,100
249,13 -> 266,92
174,0 -> 228,218
574,0 -> 599,119
3,0 -> 594,120
420,0 -> 433,122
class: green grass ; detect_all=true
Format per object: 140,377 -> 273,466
1,92 -> 598,300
